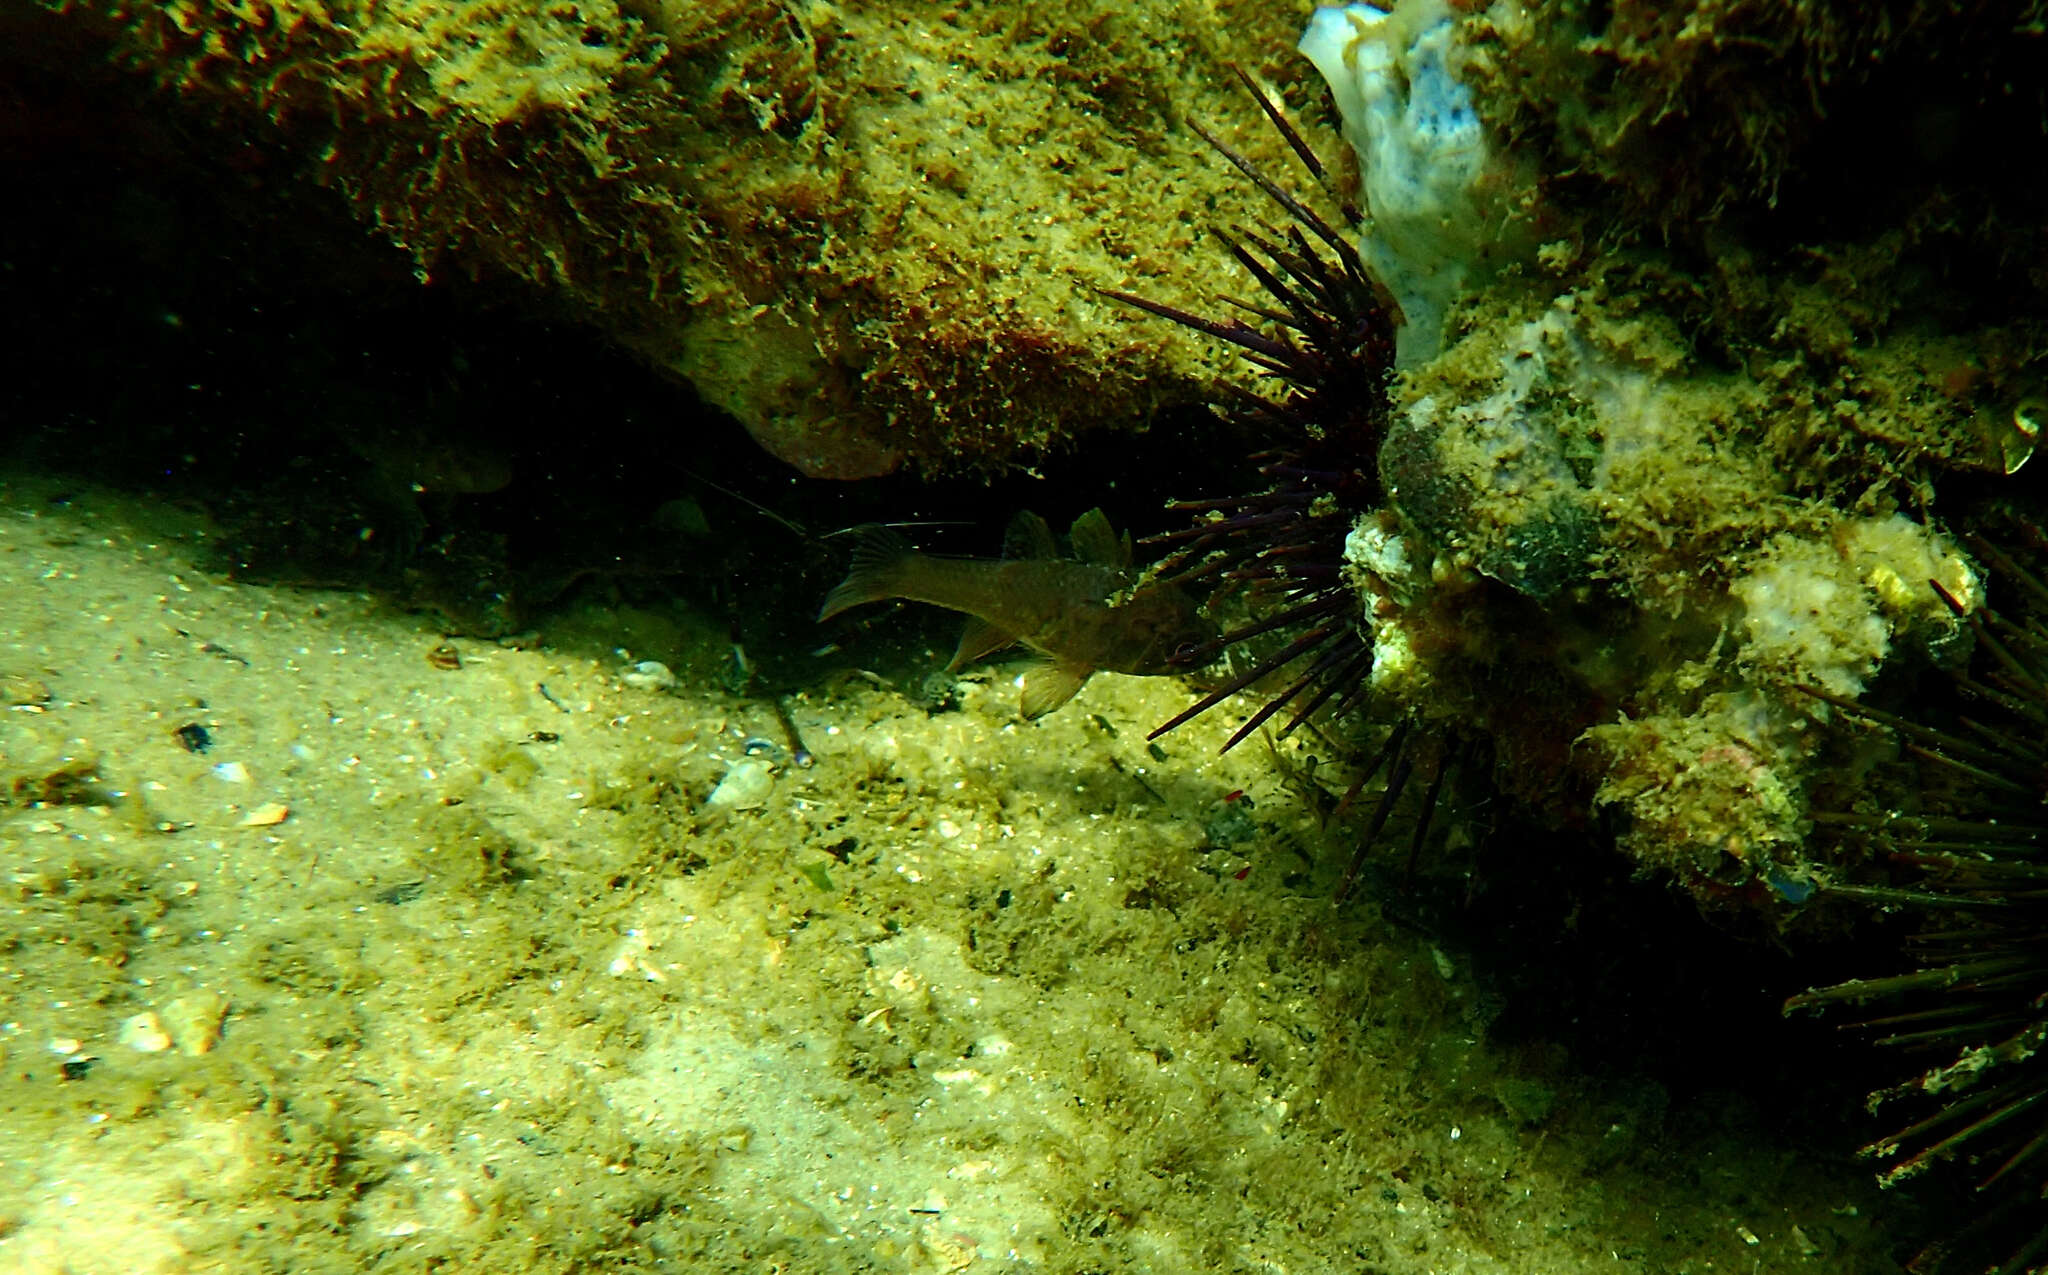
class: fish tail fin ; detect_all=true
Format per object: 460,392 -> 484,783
818,525 -> 918,621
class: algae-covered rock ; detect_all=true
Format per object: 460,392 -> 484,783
1466,0 -> 2048,239
1279,0 -> 2048,909
45,0 -> 1315,477
1356,279 -> 1992,907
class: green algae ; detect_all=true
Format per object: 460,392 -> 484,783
0,468 -> 1903,1273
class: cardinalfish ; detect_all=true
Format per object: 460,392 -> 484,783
818,509 -> 1216,719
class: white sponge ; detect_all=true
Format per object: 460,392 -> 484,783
1298,2 -> 1488,365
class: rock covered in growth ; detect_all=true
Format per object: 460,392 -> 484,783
1731,518 -> 1977,700
42,0 -> 2048,489
47,0 -> 1310,477
1349,280 -> 1989,906
1261,0 -> 2047,909
1464,0 -> 2048,239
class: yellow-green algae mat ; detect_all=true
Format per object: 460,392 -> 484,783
0,470 -> 1889,1273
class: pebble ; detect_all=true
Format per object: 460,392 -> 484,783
239,801 -> 290,827
119,1012 -> 172,1053
1,673 -> 51,706
162,991 -> 228,1055
620,660 -> 677,692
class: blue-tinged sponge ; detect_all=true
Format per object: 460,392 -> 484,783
1298,1 -> 1491,366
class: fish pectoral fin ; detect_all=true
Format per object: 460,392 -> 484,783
948,617 -> 1016,671
1018,661 -> 1091,720
1068,508 -> 1130,567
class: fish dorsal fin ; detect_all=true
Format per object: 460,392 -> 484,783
949,616 -> 1016,672
1068,508 -> 1130,567
1003,511 -> 1059,560
1018,660 -> 1091,720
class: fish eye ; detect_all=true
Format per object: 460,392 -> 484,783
1171,641 -> 1204,665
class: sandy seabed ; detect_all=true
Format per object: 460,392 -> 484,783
0,468 -> 1898,1274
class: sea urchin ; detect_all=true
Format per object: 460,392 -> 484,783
1103,71 -> 1461,895
1788,533 -> 2048,1274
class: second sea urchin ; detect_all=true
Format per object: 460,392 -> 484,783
1789,533 -> 2048,1273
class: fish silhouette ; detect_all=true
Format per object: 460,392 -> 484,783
820,509 -> 1215,718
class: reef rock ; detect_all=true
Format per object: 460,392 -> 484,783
41,0 -> 1315,477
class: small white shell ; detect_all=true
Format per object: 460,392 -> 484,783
239,801 -> 290,827
705,757 -> 775,811
119,1012 -> 172,1053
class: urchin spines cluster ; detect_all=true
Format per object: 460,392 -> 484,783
1104,75 -> 1399,753
1791,531 -> 2048,1271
